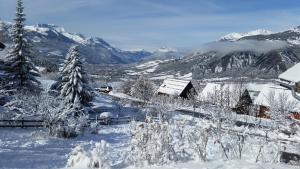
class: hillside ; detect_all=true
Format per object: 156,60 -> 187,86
152,27 -> 300,79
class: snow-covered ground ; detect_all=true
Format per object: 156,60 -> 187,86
0,125 -> 130,169
0,113 -> 299,169
126,160 -> 299,169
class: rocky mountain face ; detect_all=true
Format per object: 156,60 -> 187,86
0,21 -> 157,71
155,27 -> 300,79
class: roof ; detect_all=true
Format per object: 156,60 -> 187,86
279,62 -> 300,83
254,85 -> 300,112
157,78 -> 191,96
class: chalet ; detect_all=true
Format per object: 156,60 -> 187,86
277,63 -> 300,119
199,82 -> 267,113
0,42 -> 5,50
254,85 -> 300,119
157,78 -> 197,99
279,62 -> 300,94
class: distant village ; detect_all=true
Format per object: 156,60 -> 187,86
156,63 -> 300,121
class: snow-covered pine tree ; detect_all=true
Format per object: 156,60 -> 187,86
3,0 -> 41,93
60,45 -> 92,106
50,46 -> 77,91
235,89 -> 253,115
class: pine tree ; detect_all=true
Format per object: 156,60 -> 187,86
50,46 -> 77,91
3,0 -> 41,93
60,45 -> 92,106
235,89 -> 253,115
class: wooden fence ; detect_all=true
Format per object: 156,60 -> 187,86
0,117 -> 133,128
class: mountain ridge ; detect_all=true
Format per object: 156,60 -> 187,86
0,21 -> 183,69
153,26 -> 300,79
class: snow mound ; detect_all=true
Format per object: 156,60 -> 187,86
100,112 -> 113,119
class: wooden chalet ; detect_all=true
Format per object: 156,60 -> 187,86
157,78 -> 197,99
278,63 -> 300,120
254,85 -> 300,119
200,81 -> 300,120
200,83 -> 266,115
279,62 -> 300,94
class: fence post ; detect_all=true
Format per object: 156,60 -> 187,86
22,118 -> 24,128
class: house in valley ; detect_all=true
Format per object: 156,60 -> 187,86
199,83 -> 237,108
279,62 -> 300,96
200,82 -> 270,116
199,83 -> 282,118
200,80 -> 300,120
254,85 -> 300,119
157,78 -> 197,99
277,63 -> 300,119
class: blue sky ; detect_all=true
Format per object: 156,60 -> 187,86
1,0 -> 300,50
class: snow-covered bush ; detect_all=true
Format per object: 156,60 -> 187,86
67,141 -> 111,169
89,121 -> 100,134
53,103 -> 89,138
67,145 -> 89,168
150,95 -> 188,121
3,92 -> 41,119
121,79 -> 135,95
170,120 -> 191,161
130,76 -> 155,103
4,91 -> 88,138
218,133 -> 247,160
129,120 -> 178,167
187,123 -> 213,161
255,141 -> 281,163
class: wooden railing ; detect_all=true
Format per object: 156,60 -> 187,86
0,119 -> 44,128
0,117 -> 133,128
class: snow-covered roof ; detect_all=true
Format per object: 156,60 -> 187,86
279,62 -> 300,83
254,85 -> 300,112
157,78 -> 191,96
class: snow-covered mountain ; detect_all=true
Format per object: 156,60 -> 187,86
0,21 -> 155,70
240,26 -> 300,45
154,26 -> 300,79
220,29 -> 272,41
